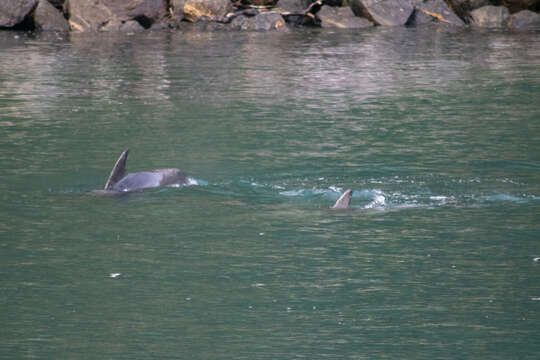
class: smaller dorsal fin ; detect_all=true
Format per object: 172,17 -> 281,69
104,149 -> 129,190
331,189 -> 353,209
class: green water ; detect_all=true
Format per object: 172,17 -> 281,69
1,27 -> 540,359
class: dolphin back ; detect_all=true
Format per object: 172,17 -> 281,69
111,169 -> 188,192
104,149 -> 129,190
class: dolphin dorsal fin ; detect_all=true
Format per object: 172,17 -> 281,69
104,149 -> 129,190
331,189 -> 353,209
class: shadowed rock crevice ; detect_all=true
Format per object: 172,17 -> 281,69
10,12 -> 37,32
134,14 -> 154,28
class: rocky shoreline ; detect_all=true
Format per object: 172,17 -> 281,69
1,0 -> 539,33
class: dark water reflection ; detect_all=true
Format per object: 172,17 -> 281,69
1,27 -> 540,359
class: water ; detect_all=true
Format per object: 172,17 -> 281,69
1,26 -> 540,359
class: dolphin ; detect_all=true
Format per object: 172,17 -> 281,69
331,189 -> 353,209
92,149 -> 189,195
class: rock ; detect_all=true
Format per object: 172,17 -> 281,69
350,0 -> 413,26
169,0 -> 186,22
65,0 -> 119,32
409,0 -> 465,27
229,11 -> 287,30
319,6 -> 374,28
108,0 -> 169,28
119,19 -> 146,31
65,0 -> 169,31
0,0 -> 38,28
470,5 -> 510,27
276,0 -> 307,12
34,0 -> 70,31
236,0 -> 280,8
444,0 -> 490,22
254,12 -> 287,30
100,18 -> 148,31
229,14 -> 253,29
183,0 -> 234,22
506,9 -> 540,30
445,1 -> 538,22
190,19 -> 230,30
124,0 -> 169,27
502,0 -> 540,13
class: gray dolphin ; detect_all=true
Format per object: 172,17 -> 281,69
92,149 -> 189,195
331,189 -> 353,209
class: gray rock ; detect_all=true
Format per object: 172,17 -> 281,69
319,6 -> 374,28
64,0 -> 120,32
190,19 -> 230,30
98,19 -> 147,31
350,0 -> 413,26
254,11 -> 287,30
275,0 -> 307,13
65,0 -> 169,31
0,0 -> 38,28
169,0 -> 185,22
506,9 -> 540,30
34,0 -> 70,31
120,19 -> 146,31
502,0 -> 540,13
230,14 -> 253,30
123,0 -> 169,27
183,0 -> 233,22
470,5 -> 509,27
409,0 -> 465,27
444,0 -> 490,22
229,11 -> 287,30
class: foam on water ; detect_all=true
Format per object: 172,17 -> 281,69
269,179 -> 538,211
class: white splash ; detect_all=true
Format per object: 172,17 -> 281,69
186,177 -> 201,186
430,196 -> 448,201
365,190 -> 386,209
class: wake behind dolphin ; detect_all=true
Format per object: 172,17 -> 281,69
92,149 -> 190,195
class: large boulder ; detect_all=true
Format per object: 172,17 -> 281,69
505,9 -> 540,29
34,0 -> 70,31
350,0 -> 413,26
64,0 -> 119,31
65,0 -> 169,31
0,0 -> 38,28
318,6 -> 374,28
408,0 -> 465,27
183,0 -> 233,22
470,5 -> 510,27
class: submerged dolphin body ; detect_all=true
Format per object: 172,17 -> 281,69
331,189 -> 353,209
93,149 -> 189,195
